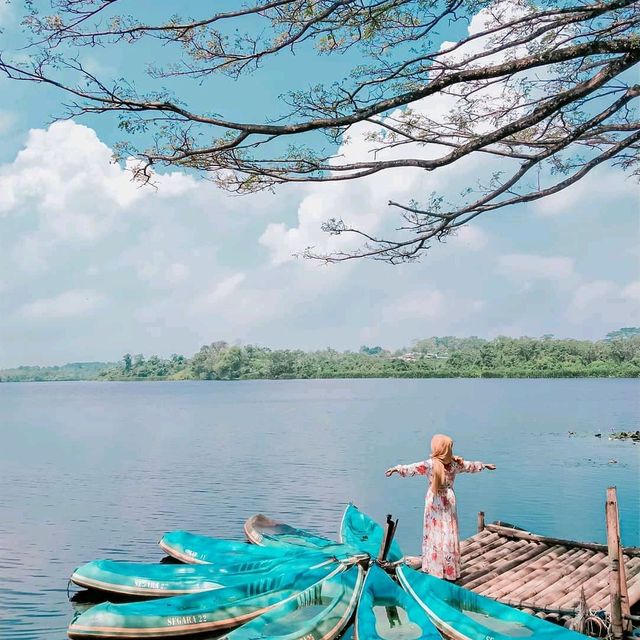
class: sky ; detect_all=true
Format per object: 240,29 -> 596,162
0,1 -> 638,367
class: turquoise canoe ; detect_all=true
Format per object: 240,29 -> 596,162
244,513 -> 366,560
340,504 -> 404,562
221,564 -> 365,640
396,566 -> 588,640
71,554 -> 335,597
68,562 -> 343,638
355,564 -> 440,639
158,530 -> 323,565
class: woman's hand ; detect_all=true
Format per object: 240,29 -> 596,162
483,463 -> 496,470
385,466 -> 398,477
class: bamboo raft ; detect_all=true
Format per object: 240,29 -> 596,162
456,488 -> 639,638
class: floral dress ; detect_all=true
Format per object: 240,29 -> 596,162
396,458 -> 484,580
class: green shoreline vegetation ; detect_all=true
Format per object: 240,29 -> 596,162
2,329 -> 639,382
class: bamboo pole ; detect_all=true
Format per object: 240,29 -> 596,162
555,559 -> 609,607
503,550 -> 594,604
460,539 -> 529,576
485,523 -> 640,556
522,549 -> 596,605
461,528 -> 494,549
627,579 -> 640,612
619,548 -> 631,629
460,534 -> 504,563
463,543 -> 553,591
477,511 -> 485,533
564,559 -> 640,612
483,546 -> 568,599
613,496 -> 632,633
504,547 -> 579,600
587,556 -> 640,613
475,548 -> 560,598
606,487 -> 624,640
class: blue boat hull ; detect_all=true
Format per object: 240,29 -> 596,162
355,564 -> 439,639
159,530 -> 326,565
397,566 -> 587,640
222,564 -> 365,640
340,504 -> 404,562
244,513 -> 366,560
68,562 -> 344,638
71,555 -> 335,597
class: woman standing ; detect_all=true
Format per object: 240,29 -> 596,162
386,434 -> 496,580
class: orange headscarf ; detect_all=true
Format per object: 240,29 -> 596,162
430,434 -> 462,494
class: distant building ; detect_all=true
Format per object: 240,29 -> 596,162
393,351 -> 449,362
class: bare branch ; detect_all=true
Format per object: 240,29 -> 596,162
3,0 -> 638,262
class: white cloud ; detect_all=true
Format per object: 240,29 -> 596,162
0,121 -> 138,220
535,166 -> 638,217
165,263 -> 190,286
133,270 -> 290,342
187,264 -> 347,328
381,288 -> 486,326
497,254 -> 575,281
18,289 -> 105,319
569,280 -> 613,313
566,280 -> 640,326
622,281 -> 640,302
448,226 -> 489,251
0,121 -> 196,269
130,257 -> 355,347
0,110 -> 15,135
259,169 -> 422,265
0,1 -> 11,25
258,124 -> 498,264
12,234 -> 54,272
490,323 -> 525,338
383,290 -> 446,323
191,273 -> 247,312
136,254 -> 191,288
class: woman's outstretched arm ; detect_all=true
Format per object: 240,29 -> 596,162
458,460 -> 496,473
386,461 -> 430,477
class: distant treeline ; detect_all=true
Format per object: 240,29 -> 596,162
0,361 -> 115,382
3,329 -> 638,382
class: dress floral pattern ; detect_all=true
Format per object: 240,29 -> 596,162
396,458 -> 484,580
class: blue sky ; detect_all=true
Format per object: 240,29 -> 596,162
0,1 -> 638,367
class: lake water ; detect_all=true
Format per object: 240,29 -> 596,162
0,378 -> 638,639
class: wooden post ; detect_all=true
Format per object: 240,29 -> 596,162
377,514 -> 392,562
477,511 -> 485,533
377,514 -> 399,562
606,487 -> 624,640
613,493 -> 632,633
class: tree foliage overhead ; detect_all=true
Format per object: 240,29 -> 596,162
2,0 -> 638,262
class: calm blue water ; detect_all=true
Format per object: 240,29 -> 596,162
0,378 -> 638,639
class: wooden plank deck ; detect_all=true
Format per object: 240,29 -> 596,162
457,522 -> 640,635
